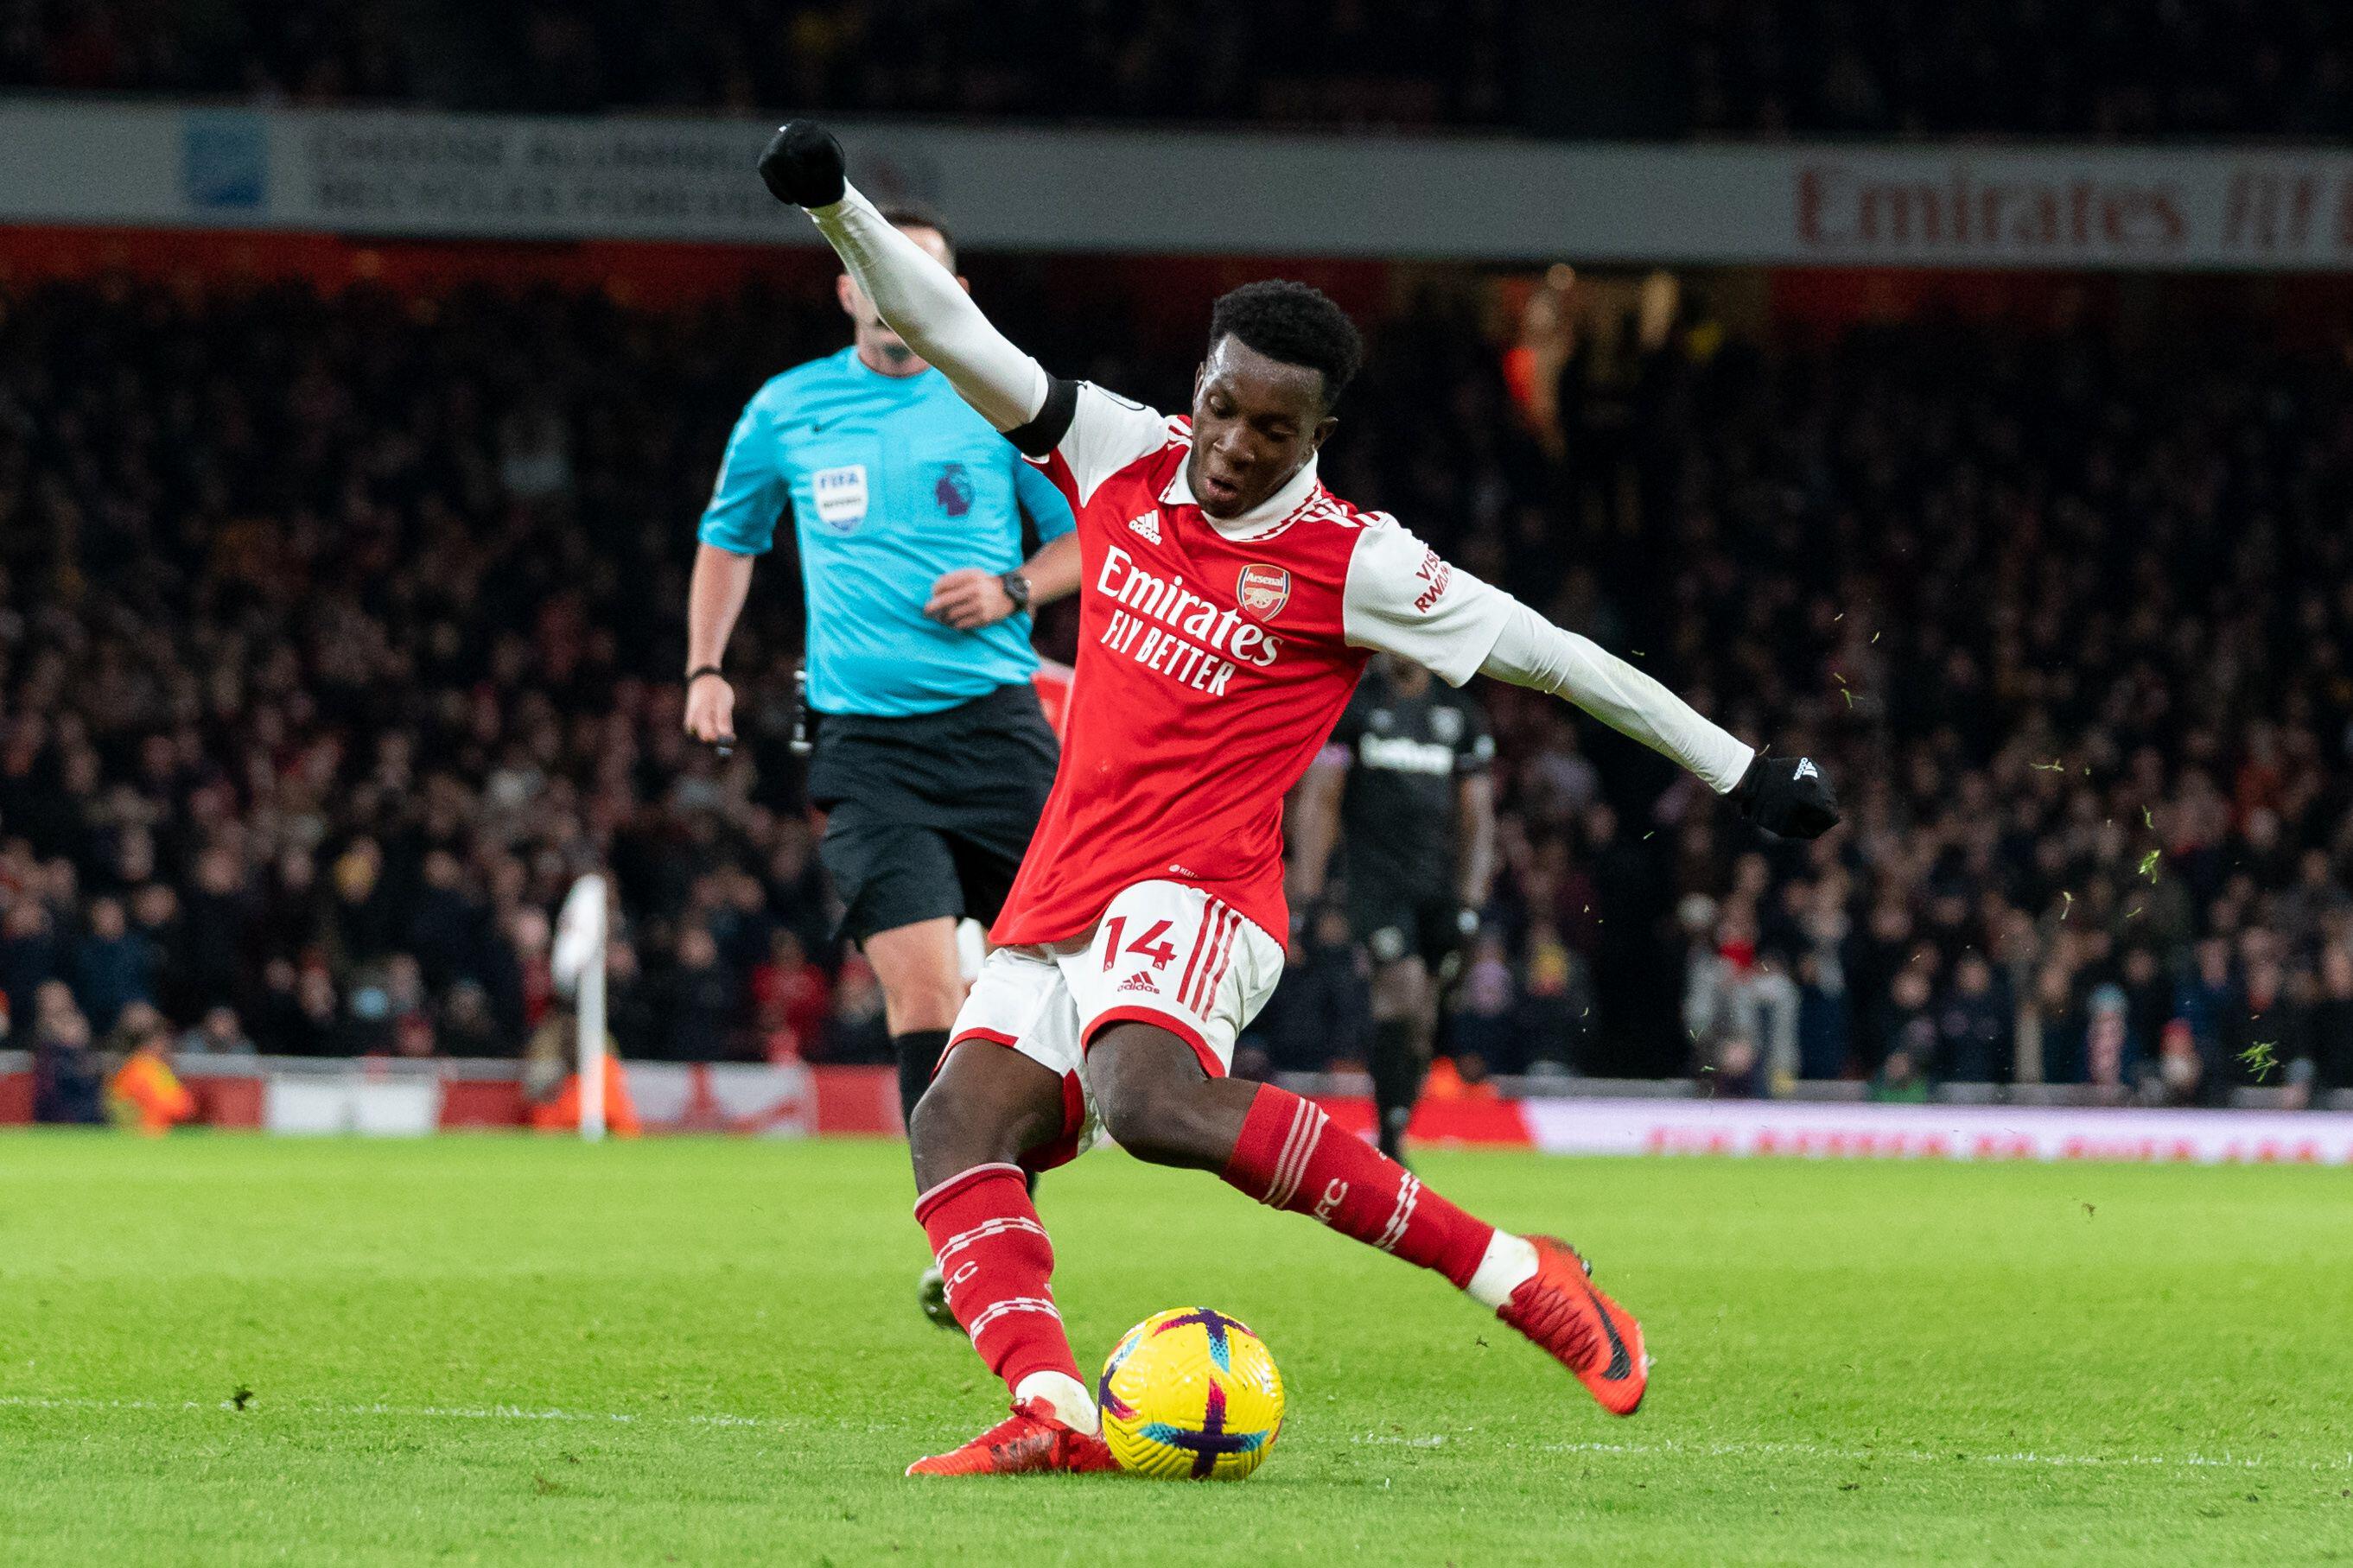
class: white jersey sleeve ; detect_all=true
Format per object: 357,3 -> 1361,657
1339,517 -> 1514,686
808,184 -> 1047,432
1480,599 -> 1756,794
1343,517 -> 1754,793
1004,376 -> 1170,505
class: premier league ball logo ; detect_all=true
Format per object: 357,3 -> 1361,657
1236,563 -> 1290,620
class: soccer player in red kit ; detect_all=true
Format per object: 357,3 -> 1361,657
760,124 -> 1842,1476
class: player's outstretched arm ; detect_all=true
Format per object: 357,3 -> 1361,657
1479,599 -> 1840,838
1340,522 -> 1839,839
759,122 -> 1046,433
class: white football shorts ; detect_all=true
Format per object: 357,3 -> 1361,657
943,879 -> 1284,1168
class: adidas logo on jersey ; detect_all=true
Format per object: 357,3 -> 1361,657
1794,759 -> 1820,782
1128,511 -> 1163,544
1117,970 -> 1160,994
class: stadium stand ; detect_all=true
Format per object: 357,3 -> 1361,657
0,0 -> 1513,125
4,265 -> 2353,1108
5,0 -> 2347,138
1679,0 -> 2353,139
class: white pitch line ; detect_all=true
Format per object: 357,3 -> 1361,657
1531,1436 -> 2353,1472
0,1393 -> 798,1430
11,1398 -> 2348,1475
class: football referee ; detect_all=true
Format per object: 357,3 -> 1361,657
1290,654 -> 1498,1165
684,205 -> 1078,1133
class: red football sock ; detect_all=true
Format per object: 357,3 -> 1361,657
915,1162 -> 1084,1396
1220,1084 -> 1494,1288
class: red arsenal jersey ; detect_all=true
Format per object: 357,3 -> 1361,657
991,382 -> 1512,947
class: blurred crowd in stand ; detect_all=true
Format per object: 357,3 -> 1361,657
1678,0 -> 2353,138
6,0 -> 2350,139
0,0 -> 1510,125
1252,276 -> 2353,1109
6,264 -> 2353,1113
0,275 -> 871,1108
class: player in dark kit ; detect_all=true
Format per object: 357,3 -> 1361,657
1290,653 -> 1496,1164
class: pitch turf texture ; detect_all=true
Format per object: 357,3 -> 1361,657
3,1137 -> 2347,1565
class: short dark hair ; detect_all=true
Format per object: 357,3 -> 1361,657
1208,280 -> 1364,409
878,200 -> 954,263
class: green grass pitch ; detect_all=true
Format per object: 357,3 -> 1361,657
2,1133 -> 2348,1565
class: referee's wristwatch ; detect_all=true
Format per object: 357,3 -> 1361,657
999,571 -> 1033,614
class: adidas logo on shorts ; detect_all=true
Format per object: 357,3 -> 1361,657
1128,511 -> 1162,544
1117,970 -> 1159,994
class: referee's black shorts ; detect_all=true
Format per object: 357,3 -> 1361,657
807,682 -> 1059,946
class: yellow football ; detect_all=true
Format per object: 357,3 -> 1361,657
1097,1307 -> 1285,1480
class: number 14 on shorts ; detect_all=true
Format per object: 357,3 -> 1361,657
1102,917 -> 1179,971
1084,883 -> 1265,1038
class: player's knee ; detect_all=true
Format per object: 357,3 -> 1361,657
888,982 -> 966,1036
909,1044 -> 1068,1190
905,1077 -> 953,1152
876,964 -> 965,1034
1093,1063 -> 1219,1170
1100,1099 -> 1196,1167
862,918 -> 968,1034
908,1067 -> 1014,1171
905,1080 -> 976,1179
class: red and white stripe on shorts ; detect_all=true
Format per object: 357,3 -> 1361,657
1175,898 -> 1245,1016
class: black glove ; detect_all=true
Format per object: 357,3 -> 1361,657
758,121 -> 846,208
1731,750 -> 1841,839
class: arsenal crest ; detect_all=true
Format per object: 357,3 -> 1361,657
1237,563 -> 1291,620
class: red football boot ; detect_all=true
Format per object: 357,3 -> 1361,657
905,1396 -> 1120,1477
1497,1235 -> 1649,1416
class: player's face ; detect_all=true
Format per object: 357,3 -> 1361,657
1187,335 -> 1339,519
838,225 -> 957,362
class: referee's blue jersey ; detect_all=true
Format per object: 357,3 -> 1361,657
699,346 -> 1076,718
